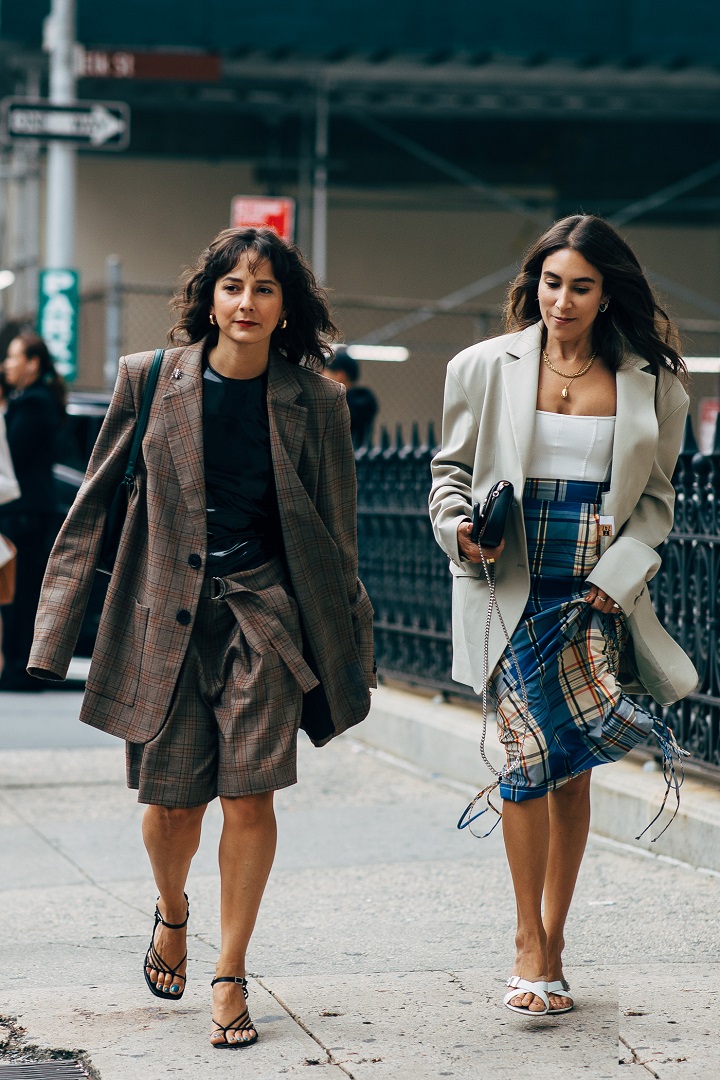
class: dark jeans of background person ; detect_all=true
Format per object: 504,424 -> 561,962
0,512 -> 55,691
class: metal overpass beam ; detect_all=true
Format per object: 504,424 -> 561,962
356,156 -> 720,343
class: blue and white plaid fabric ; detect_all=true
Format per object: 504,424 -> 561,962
493,478 -> 658,802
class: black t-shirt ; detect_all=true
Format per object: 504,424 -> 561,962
202,361 -> 280,575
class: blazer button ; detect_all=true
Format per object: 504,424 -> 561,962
188,553 -> 202,569
176,609 -> 192,626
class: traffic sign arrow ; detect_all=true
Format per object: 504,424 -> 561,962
0,98 -> 130,150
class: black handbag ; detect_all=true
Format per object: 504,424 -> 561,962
97,348 -> 164,576
471,480 -> 514,549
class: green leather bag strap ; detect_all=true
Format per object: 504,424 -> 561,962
123,348 -> 164,487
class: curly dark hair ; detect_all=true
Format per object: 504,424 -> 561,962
169,227 -> 337,368
504,215 -> 687,382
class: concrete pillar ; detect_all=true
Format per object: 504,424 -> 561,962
312,88 -> 329,285
104,254 -> 122,389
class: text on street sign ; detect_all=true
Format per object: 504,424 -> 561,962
0,98 -> 130,150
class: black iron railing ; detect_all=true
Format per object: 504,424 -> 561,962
647,419 -> 720,774
356,416 -> 720,776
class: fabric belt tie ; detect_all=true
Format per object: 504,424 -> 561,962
203,575 -> 319,695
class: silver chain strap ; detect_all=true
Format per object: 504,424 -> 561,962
457,546 -> 537,836
477,546 -> 531,783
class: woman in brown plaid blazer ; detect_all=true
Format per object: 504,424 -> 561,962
30,227 -> 375,1049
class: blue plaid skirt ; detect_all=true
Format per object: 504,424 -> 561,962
492,479 -> 658,802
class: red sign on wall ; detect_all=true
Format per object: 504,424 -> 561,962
231,196 -> 296,243
76,48 -> 222,82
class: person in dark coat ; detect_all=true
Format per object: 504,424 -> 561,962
0,332 -> 65,691
325,349 -> 379,447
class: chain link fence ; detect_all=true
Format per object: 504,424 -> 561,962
76,283 -> 720,440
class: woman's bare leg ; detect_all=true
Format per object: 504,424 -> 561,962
543,771 -> 592,1009
501,795 -> 550,1012
210,791 -> 277,1046
142,803 -> 208,993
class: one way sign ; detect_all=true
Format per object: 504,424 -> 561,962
1,98 -> 130,150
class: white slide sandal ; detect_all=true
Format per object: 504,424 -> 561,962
547,979 -> 575,1014
503,976 -> 550,1017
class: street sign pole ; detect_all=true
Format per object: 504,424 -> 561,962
312,88 -> 329,285
44,0 -> 77,269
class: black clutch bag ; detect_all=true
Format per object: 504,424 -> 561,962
471,480 -> 514,549
97,348 -> 164,576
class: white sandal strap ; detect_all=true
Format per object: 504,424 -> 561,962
503,977 -> 549,1013
547,980 -> 574,1003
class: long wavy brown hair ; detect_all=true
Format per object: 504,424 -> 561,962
170,227 -> 337,368
504,215 -> 687,381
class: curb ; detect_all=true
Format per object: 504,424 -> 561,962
356,684 -> 720,873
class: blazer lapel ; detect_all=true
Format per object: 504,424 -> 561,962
502,322 -> 542,482
267,353 -> 307,475
161,347 -> 311,537
161,340 -> 206,530
603,356 -> 658,522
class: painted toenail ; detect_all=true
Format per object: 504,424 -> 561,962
171,985 -> 179,993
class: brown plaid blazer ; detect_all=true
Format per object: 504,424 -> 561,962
29,342 -> 375,746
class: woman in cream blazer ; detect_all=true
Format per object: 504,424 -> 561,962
430,215 -> 696,1019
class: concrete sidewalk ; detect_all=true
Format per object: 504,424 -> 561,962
359,684 -> 720,874
1,689 -> 719,1079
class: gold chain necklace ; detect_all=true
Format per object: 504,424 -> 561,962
542,348 -> 596,400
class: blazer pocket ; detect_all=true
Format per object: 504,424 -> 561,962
457,574 -> 491,648
87,599 -> 150,708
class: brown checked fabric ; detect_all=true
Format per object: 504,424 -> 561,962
29,341 -> 375,748
126,557 -> 312,807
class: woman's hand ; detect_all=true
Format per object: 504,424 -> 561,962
457,520 -> 505,564
585,584 -> 621,615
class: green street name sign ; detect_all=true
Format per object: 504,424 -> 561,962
38,268 -> 80,382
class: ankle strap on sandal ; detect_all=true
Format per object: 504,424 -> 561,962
154,892 -> 189,930
212,975 -> 249,998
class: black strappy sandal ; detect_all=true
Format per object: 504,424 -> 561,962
143,893 -> 189,1000
210,976 -> 258,1049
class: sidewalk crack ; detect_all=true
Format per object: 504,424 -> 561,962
254,976 -> 356,1077
619,1033 -> 661,1077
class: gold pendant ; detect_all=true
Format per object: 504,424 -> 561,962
561,386 -> 569,399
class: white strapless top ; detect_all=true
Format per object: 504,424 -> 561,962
528,410 -> 616,482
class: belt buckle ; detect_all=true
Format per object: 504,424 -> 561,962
209,576 -> 227,600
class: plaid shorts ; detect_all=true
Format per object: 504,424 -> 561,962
493,479 -> 655,802
126,556 -> 318,808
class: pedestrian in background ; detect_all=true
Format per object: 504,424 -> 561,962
0,407 -> 21,671
430,214 -> 696,1018
0,332 -> 65,692
325,348 -> 379,447
29,227 -> 375,1048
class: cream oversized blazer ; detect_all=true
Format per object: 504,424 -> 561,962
429,321 -> 698,706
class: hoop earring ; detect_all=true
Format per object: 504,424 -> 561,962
209,312 -> 217,326
599,300 -> 609,313
279,317 -> 288,330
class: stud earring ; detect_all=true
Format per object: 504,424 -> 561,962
209,312 -> 217,325
599,300 -> 609,313
279,317 -> 288,330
